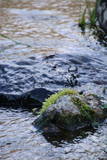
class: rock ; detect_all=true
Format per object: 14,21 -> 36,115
97,0 -> 107,33
21,88 -> 54,109
34,89 -> 106,132
0,88 -> 53,109
0,93 -> 21,107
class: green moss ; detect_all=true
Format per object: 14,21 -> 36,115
40,89 -> 77,114
71,96 -> 95,121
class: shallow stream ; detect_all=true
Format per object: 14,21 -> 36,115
0,0 -> 107,159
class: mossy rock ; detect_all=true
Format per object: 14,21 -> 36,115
40,89 -> 77,113
34,89 -> 106,132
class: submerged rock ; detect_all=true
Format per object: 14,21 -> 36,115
34,89 -> 107,132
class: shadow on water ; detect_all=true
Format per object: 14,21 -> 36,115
42,126 -> 96,147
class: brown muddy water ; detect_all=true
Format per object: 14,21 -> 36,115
0,0 -> 107,159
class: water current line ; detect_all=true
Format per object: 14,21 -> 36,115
0,33 -> 32,48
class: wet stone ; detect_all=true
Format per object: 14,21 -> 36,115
0,88 -> 53,109
97,0 -> 107,33
34,92 -> 106,133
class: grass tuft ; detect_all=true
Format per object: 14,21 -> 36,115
79,0 -> 98,30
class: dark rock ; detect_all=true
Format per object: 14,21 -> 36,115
0,93 -> 21,107
97,0 -> 107,33
0,88 -> 53,109
21,88 -> 54,109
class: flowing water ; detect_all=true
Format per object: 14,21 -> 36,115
0,0 -> 107,159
